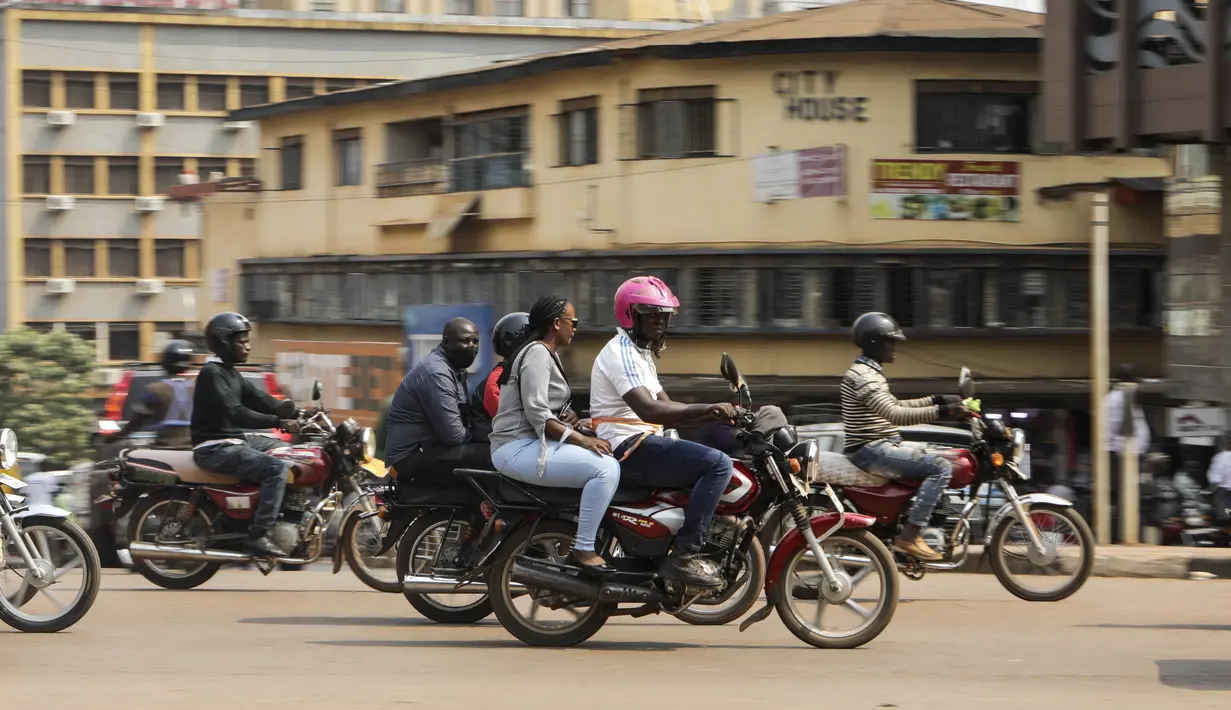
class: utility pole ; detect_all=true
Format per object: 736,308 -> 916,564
1120,380 -> 1140,543
1091,192 -> 1111,545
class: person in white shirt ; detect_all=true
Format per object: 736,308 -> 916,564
590,276 -> 736,589
1104,363 -> 1150,542
1206,439 -> 1231,524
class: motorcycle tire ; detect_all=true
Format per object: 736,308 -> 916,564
773,529 -> 899,650
0,516 -> 102,633
987,503 -> 1095,602
126,490 -> 222,590
340,509 -> 401,594
487,520 -> 613,647
396,509 -> 493,623
677,537 -> 766,626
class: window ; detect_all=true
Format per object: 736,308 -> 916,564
24,239 -> 52,278
65,73 -> 96,109
109,323 -> 141,362
65,323 -> 97,347
324,78 -> 354,94
25,322 -> 55,335
566,0 -> 591,17
64,157 -> 96,194
447,0 -> 475,13
888,267 -> 919,328
695,268 -> 741,327
923,270 -> 984,329
827,268 -> 879,328
556,97 -> 599,167
285,78 -> 316,101
197,77 -> 228,111
108,240 -> 140,278
239,158 -> 257,178
494,0 -> 523,15
197,158 -> 228,182
109,74 -> 140,111
155,157 -> 185,192
23,156 -> 51,194
22,71 -> 51,108
1111,267 -> 1157,329
108,157 -> 140,195
334,129 -> 362,186
240,78 -> 269,107
636,86 -> 717,159
157,75 -> 185,111
449,111 -> 528,192
156,240 -> 186,278
759,268 -> 805,326
280,136 -> 304,190
915,80 -> 1036,154
65,242 -> 96,278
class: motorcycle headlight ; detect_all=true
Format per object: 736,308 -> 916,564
358,427 -> 376,463
1011,428 -> 1026,464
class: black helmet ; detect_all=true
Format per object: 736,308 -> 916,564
161,339 -> 195,374
492,311 -> 530,360
205,311 -> 251,358
851,312 -> 905,352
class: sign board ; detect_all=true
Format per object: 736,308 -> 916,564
273,341 -> 403,427
1166,407 -> 1226,439
751,145 -> 846,203
870,159 -> 1020,221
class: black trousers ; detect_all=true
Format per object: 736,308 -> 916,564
390,442 -> 491,490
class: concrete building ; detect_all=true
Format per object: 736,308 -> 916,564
178,0 -> 1171,485
3,1 -> 693,367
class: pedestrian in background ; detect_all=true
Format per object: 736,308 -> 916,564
1105,363 -> 1150,543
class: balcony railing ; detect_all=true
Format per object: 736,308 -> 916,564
376,153 -> 531,198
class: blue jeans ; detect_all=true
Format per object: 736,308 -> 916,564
492,438 -> 621,552
194,435 -> 291,534
617,436 -> 734,553
850,438 -> 952,528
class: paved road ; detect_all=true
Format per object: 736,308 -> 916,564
7,570 -> 1230,709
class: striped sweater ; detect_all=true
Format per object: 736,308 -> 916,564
841,356 -> 940,453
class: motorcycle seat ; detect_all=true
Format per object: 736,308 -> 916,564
453,468 -> 655,506
811,451 -> 891,488
126,449 -> 242,486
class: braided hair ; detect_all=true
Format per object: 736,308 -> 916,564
496,295 -> 569,386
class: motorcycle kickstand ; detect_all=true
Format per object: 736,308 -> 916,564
254,558 -> 277,575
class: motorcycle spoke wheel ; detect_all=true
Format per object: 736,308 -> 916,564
989,504 -> 1094,602
0,519 -> 101,632
401,513 -> 490,618
343,511 -> 400,592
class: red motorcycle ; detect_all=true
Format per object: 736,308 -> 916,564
105,381 -> 379,589
446,355 -> 898,649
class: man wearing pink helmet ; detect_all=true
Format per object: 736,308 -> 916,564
589,275 -> 736,589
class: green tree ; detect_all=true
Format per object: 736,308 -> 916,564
0,328 -> 97,465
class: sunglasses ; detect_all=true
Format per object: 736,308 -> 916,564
559,317 -> 579,328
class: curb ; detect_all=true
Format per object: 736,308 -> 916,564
955,546 -> 1231,580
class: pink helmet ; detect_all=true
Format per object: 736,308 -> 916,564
614,276 -> 680,330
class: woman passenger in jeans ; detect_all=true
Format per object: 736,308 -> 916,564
490,295 -> 621,576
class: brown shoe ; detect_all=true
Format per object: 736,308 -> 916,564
892,535 -> 943,562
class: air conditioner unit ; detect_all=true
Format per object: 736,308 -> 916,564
222,121 -> 253,131
45,278 -> 76,295
135,196 -> 165,212
45,195 -> 76,211
135,279 -> 165,295
136,112 -> 165,128
46,110 -> 77,127
98,368 -> 124,387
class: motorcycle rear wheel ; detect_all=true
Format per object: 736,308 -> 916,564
487,520 -> 612,647
396,509 -> 492,623
127,491 -> 222,590
773,529 -> 898,649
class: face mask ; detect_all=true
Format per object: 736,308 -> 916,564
446,347 -> 478,370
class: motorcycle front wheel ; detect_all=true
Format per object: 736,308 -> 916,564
340,507 -> 401,593
773,528 -> 898,649
988,503 -> 1094,602
0,516 -> 102,632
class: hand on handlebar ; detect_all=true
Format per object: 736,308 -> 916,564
706,402 -> 737,422
945,402 -> 973,420
281,419 -> 302,435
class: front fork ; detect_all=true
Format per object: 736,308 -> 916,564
0,512 -> 47,582
793,483 -> 850,597
999,480 -> 1048,557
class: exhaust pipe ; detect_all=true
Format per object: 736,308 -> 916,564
402,574 -> 492,595
128,542 -> 311,566
510,559 -> 601,601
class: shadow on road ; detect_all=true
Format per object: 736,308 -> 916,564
1157,660 -> 1231,691
1081,624 -> 1231,633
240,616 -> 498,627
309,638 -> 802,652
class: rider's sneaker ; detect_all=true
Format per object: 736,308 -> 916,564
245,534 -> 289,559
659,551 -> 725,589
892,535 -> 942,562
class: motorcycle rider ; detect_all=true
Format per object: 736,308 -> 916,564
589,276 -> 736,589
842,312 -> 968,562
192,312 -> 299,559
103,339 -> 197,450
475,312 -> 531,420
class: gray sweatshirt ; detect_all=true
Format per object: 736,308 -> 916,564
489,342 -> 572,476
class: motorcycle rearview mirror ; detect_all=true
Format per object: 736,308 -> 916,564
719,353 -> 742,391
311,380 -> 323,402
958,366 -> 976,399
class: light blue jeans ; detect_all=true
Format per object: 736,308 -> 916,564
492,438 -> 621,552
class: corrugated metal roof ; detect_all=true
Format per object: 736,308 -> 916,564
231,0 -> 1041,121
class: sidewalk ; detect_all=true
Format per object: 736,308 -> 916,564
958,544 -> 1231,579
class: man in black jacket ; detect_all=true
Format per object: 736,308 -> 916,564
192,312 -> 298,558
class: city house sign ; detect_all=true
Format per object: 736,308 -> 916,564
772,70 -> 869,123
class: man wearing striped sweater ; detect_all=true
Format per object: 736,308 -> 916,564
842,312 -> 969,562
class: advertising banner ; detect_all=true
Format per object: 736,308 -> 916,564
273,341 -> 402,427
870,159 -> 1020,221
